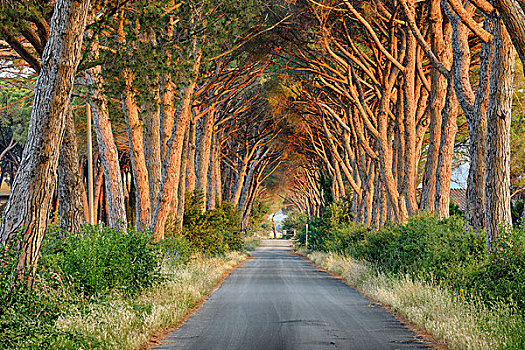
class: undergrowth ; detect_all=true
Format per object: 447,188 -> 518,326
289,203 -> 525,349
1,194 -> 253,349
307,251 -> 525,350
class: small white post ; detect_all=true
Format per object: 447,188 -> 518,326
305,223 -> 309,250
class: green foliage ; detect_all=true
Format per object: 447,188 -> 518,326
247,199 -> 271,233
159,224 -> 193,267
512,200 -> 524,228
0,82 -> 31,145
352,216 -> 485,287
449,201 -> 463,217
470,228 -> 525,309
292,200 -> 353,251
177,190 -> 242,255
0,236 -> 96,349
282,210 -> 307,236
44,225 -> 161,297
306,212 -> 525,312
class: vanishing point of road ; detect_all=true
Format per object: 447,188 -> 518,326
156,240 -> 429,350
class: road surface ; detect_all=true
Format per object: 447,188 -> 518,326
156,240 -> 429,350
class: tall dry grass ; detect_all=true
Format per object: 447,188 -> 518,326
307,251 -> 524,350
54,252 -> 247,349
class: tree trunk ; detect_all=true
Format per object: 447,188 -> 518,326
86,39 -> 127,231
493,0 -> 525,73
150,49 -> 202,240
144,98 -> 162,214
186,116 -> 197,193
196,109 -> 215,209
485,15 -> 515,252
402,14 -> 419,217
0,0 -> 90,282
123,69 -> 151,231
420,0 -> 449,212
435,77 -> 459,218
57,104 -> 86,234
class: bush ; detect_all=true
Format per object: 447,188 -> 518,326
179,190 -> 242,255
305,212 -> 525,310
471,228 -> 525,308
0,236 -> 93,349
46,225 -> 161,297
160,221 -> 193,266
355,215 -> 485,285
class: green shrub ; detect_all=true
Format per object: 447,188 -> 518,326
471,228 -> 525,309
180,190 -> 242,255
48,225 -> 161,297
0,237 -> 94,349
292,201 -> 353,250
160,221 -> 193,266
305,212 -> 525,310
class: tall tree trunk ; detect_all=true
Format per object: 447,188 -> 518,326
57,105 -> 86,234
493,0 -> 525,71
435,77 -> 459,218
150,50 -> 202,240
144,101 -> 162,213
176,127 -> 191,226
86,39 -> 127,231
209,132 -> 220,210
196,109 -> 215,208
186,116 -> 197,193
485,15 -> 515,252
0,0 -> 90,281
123,69 -> 151,231
160,13 -> 177,161
402,17 -> 419,216
420,0 -> 449,212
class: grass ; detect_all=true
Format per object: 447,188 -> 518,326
304,251 -> 525,350
243,236 -> 261,251
53,251 -> 247,350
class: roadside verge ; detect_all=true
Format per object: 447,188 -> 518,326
298,250 -> 518,350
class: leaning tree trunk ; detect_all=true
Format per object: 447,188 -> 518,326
485,14 -> 515,252
493,0 -> 525,73
0,0 -> 90,282
57,104 -> 86,234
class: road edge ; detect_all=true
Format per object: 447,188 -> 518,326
292,251 -> 450,350
142,254 -> 254,349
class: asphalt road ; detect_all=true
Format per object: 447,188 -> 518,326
156,240 -> 428,350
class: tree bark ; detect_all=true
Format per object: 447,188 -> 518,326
493,0 -> 525,73
196,109 -> 215,209
57,104 -> 86,234
420,0 -> 450,212
86,39 -> 127,231
122,69 -> 151,231
0,0 -> 90,281
435,77 -> 459,218
485,15 -> 515,252
186,115 -> 197,193
150,49 -> 202,240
